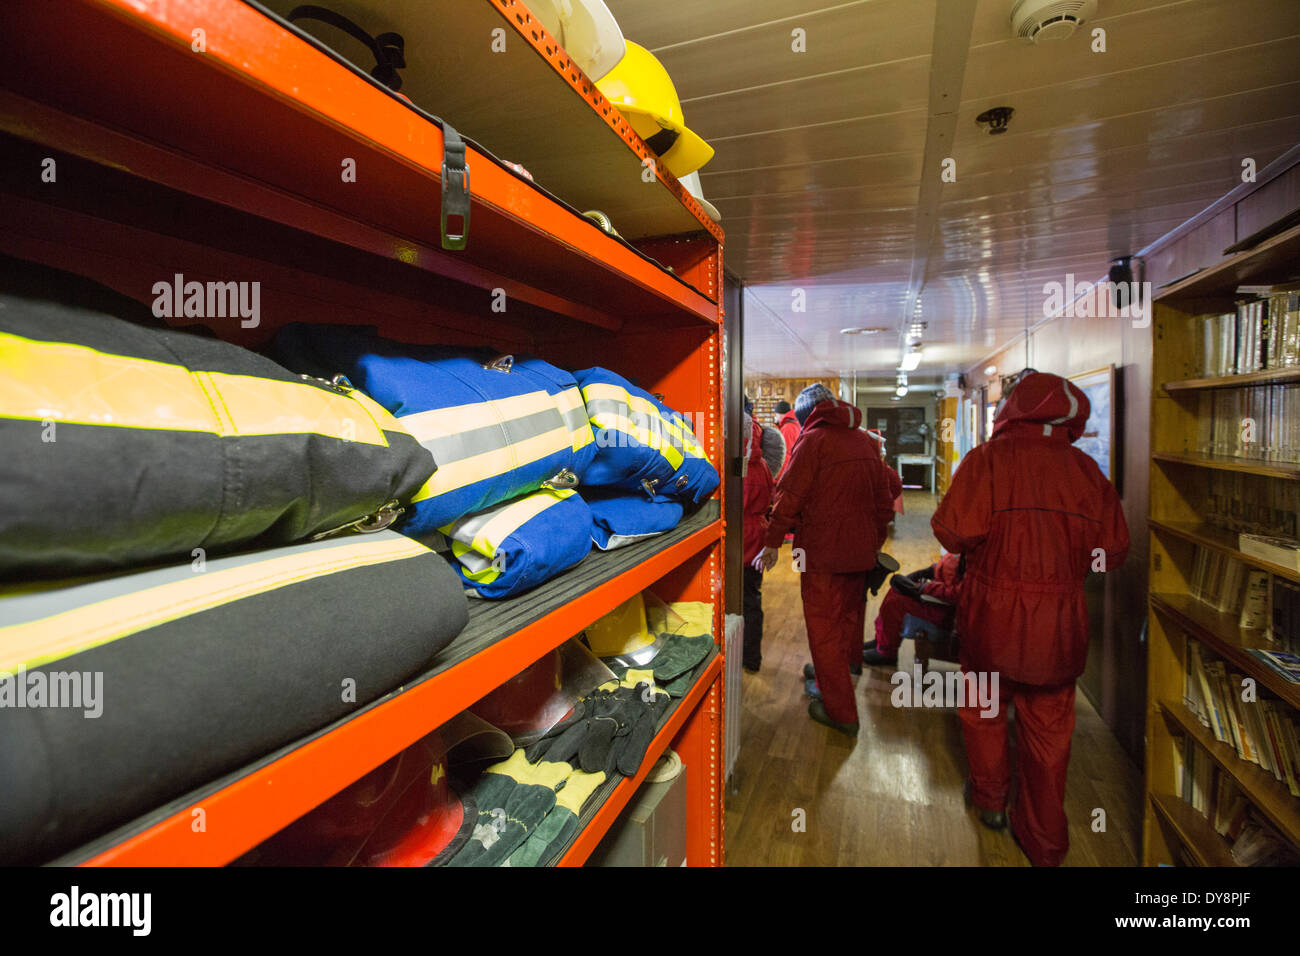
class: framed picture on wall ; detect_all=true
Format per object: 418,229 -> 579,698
1068,365 -> 1120,493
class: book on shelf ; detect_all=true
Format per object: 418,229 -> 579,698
1195,383 -> 1300,462
1184,641 -> 1211,729
1273,578 -> 1300,653
1240,570 -> 1270,632
1184,639 -> 1300,775
1199,291 -> 1300,377
1187,545 -> 1249,615
1239,533 -> 1300,571
1175,750 -> 1300,864
1247,648 -> 1300,685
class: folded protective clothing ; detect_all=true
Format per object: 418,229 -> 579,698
0,530 -> 468,865
504,767 -> 607,867
272,325 -> 596,532
435,487 -> 592,598
444,750 -> 572,867
0,296 -> 435,579
764,400 -> 895,573
582,488 -> 685,551
576,367 -> 719,505
931,372 -> 1129,685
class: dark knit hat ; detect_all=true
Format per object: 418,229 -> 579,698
794,383 -> 835,425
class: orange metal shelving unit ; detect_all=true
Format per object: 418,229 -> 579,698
3,0 -> 726,867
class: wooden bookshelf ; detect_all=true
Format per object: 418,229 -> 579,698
1150,593 -> 1300,710
1158,701 -> 1300,848
1152,452 -> 1300,481
1144,227 -> 1300,868
1163,366 -> 1300,393
1150,520 -> 1300,585
1149,793 -> 1239,867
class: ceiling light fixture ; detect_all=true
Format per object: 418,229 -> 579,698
900,347 -> 923,372
840,327 -> 886,335
984,365 -> 997,375
976,106 -> 1014,135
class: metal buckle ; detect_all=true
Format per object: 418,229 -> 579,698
441,123 -> 470,250
481,354 -> 514,373
311,500 -> 404,540
542,468 -> 579,490
640,478 -> 660,499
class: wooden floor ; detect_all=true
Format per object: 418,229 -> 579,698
724,490 -> 1141,866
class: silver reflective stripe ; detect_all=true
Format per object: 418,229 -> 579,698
449,504 -> 500,543
419,407 -> 565,462
596,531 -> 664,550
584,399 -> 692,454
1046,380 -> 1078,426
557,389 -> 592,438
0,532 -> 407,628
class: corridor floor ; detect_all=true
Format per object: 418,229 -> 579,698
724,490 -> 1141,866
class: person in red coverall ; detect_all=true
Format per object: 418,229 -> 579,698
931,370 -> 1129,866
761,384 -> 896,735
775,400 -> 799,479
741,408 -> 778,673
862,552 -> 962,666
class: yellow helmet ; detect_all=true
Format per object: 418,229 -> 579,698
596,42 -> 714,179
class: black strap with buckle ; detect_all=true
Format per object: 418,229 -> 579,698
441,122 -> 470,250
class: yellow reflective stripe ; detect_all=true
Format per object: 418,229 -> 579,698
589,411 -> 685,470
581,382 -> 704,459
451,540 -> 501,583
205,372 -> 388,446
0,535 -> 430,672
470,489 -> 571,553
400,390 -> 558,442
409,427 -> 573,502
0,332 -> 388,446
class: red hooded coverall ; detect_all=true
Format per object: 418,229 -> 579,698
776,409 -> 800,479
931,372 -> 1129,866
765,400 -> 896,724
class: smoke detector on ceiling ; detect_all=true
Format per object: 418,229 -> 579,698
1010,0 -> 1098,42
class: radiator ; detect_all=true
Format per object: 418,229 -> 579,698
723,613 -> 744,784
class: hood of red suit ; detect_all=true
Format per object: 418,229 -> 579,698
804,399 -> 862,431
992,372 -> 1090,443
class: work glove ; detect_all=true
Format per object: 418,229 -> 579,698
608,680 -> 671,777
609,633 -> 713,699
525,671 -> 669,777
503,767 -> 606,867
444,750 -> 570,867
891,573 -> 923,601
865,552 -> 900,596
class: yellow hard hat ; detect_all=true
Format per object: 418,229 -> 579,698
596,42 -> 714,179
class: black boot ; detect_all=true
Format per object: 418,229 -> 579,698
964,778 -> 1007,830
808,699 -> 858,736
862,646 -> 897,666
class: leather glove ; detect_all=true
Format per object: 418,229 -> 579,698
891,573 -> 923,600
445,750 -> 571,867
